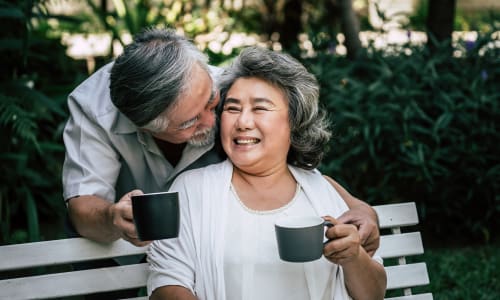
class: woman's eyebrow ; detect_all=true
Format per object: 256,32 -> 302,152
253,97 -> 274,105
223,98 -> 240,105
224,97 -> 275,106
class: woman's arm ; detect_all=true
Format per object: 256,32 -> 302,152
323,216 -> 387,300
150,285 -> 197,300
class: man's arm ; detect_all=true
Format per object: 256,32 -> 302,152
67,190 -> 150,246
324,175 -> 380,256
63,86 -> 149,246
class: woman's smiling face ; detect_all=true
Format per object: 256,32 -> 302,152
221,77 -> 291,174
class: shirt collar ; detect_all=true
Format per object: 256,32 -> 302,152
111,110 -> 137,134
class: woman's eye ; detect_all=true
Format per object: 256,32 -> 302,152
224,106 -> 240,112
254,106 -> 269,111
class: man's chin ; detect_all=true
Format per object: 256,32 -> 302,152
188,128 -> 215,147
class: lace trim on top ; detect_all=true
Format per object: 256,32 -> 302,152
229,182 -> 301,215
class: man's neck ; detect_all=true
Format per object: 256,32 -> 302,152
154,138 -> 186,167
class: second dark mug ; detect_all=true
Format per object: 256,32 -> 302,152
131,191 -> 180,241
275,216 -> 333,263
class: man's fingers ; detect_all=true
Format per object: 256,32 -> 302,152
119,189 -> 144,204
357,221 -> 379,249
122,235 -> 152,247
363,238 -> 380,256
357,224 -> 370,245
335,213 -> 352,225
122,208 -> 134,221
322,215 -> 339,223
129,189 -> 144,198
122,225 -> 152,247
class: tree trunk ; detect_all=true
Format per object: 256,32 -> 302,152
337,0 -> 362,59
426,0 -> 456,52
279,0 -> 303,50
261,0 -> 278,34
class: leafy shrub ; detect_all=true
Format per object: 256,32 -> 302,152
417,244 -> 500,299
0,0 -> 86,244
306,32 -> 499,243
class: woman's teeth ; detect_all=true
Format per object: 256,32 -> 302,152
234,138 -> 260,145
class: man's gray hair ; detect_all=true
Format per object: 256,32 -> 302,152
218,46 -> 331,170
110,27 -> 209,131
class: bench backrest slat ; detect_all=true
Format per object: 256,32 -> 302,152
377,232 -> 424,258
385,293 -> 434,300
374,202 -> 419,229
0,263 -> 148,299
385,263 -> 430,290
0,238 -> 147,271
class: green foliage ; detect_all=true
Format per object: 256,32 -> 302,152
85,0 -> 230,56
384,243 -> 500,299
0,83 -> 68,244
306,31 -> 500,242
0,0 -> 86,244
420,244 -> 500,299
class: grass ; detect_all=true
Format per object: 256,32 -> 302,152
425,244 -> 499,300
399,242 -> 500,300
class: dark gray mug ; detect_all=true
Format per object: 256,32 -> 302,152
275,216 -> 332,263
131,191 -> 180,241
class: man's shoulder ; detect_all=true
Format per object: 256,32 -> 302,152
68,62 -> 118,119
72,62 -> 114,96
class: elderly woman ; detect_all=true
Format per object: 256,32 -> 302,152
147,47 -> 387,300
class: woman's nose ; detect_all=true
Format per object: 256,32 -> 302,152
236,110 -> 254,131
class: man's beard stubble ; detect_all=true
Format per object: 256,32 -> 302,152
187,126 -> 216,147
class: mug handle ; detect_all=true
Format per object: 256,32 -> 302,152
323,221 -> 334,245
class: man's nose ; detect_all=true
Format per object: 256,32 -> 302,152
199,108 -> 216,128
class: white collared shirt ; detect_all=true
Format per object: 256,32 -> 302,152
62,62 -> 223,203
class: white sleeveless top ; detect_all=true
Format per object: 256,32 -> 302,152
224,183 -> 334,300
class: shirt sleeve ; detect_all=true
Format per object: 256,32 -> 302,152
62,87 -> 121,203
147,176 -> 198,296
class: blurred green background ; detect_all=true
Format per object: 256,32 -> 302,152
1,0 -> 499,298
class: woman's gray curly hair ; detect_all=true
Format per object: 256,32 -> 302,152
218,46 -> 331,170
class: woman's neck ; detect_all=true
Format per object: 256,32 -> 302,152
231,164 -> 297,211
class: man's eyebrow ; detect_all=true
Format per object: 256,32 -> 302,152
207,88 -> 218,105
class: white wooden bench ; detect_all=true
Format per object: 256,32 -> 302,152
0,202 -> 432,299
374,202 -> 433,300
